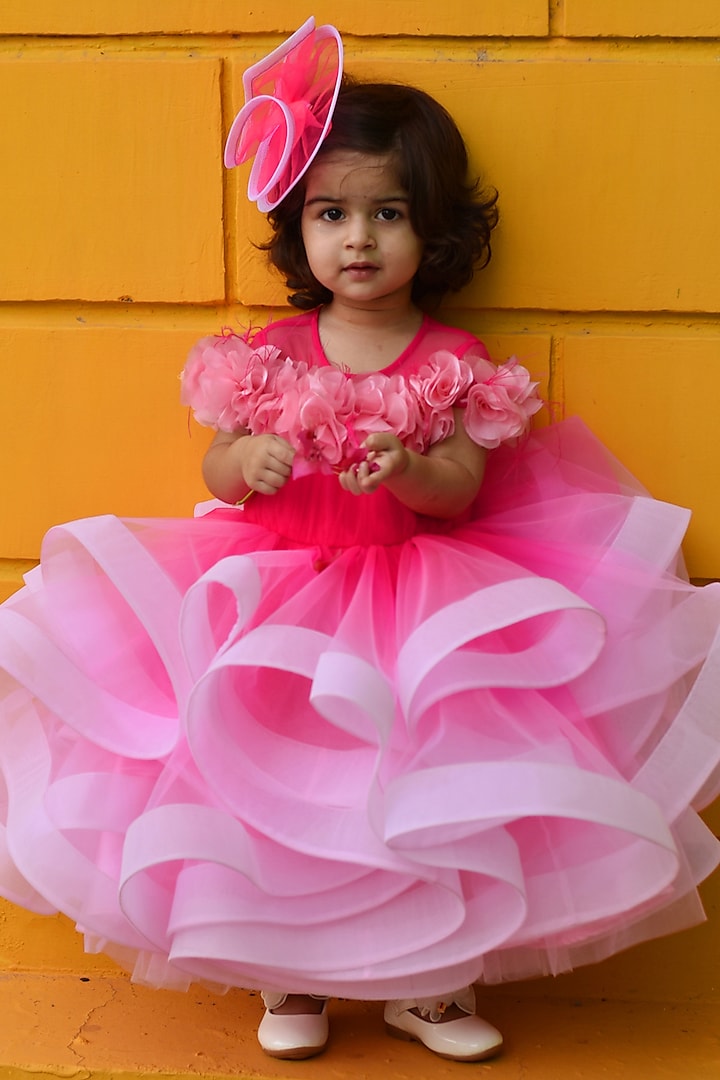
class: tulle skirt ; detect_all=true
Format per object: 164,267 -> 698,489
1,418 -> 719,998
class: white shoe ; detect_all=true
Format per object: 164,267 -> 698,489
384,989 -> 503,1062
257,994 -> 329,1060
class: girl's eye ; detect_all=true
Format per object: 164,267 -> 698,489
377,208 -> 401,222
321,207 -> 344,222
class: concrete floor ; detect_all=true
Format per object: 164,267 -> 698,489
1,971 -> 718,1080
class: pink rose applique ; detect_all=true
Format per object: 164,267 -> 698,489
410,353 -> 473,450
424,407 -> 456,448
463,359 -> 543,449
414,351 -> 475,410
289,371 -> 351,477
228,349 -> 278,430
381,374 -> 424,449
348,373 -> 416,452
351,374 -> 387,437
251,356 -> 305,436
181,336 -> 258,431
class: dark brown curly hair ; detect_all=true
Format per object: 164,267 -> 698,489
261,78 -> 499,310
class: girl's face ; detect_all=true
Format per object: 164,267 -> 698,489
300,151 -> 424,310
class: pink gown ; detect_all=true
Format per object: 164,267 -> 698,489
0,309 -> 719,999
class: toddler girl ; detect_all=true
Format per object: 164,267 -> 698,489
1,17 -> 719,1066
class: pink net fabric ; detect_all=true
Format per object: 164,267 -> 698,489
1,417 -> 719,997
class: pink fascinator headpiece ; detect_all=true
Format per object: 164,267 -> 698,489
224,17 -> 343,211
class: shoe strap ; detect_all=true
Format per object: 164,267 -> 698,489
395,986 -> 476,1023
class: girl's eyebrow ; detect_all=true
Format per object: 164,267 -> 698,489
303,194 -> 410,207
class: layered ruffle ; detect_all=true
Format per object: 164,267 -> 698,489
0,419 -> 719,998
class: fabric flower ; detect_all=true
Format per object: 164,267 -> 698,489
413,351 -> 474,410
181,337 -> 255,432
382,374 -> 426,450
408,355 -> 469,449
181,337 -> 543,470
351,374 -> 387,435
253,357 -> 305,436
424,406 -> 456,448
291,386 -> 348,472
463,359 -> 542,449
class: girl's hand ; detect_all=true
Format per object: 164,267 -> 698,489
338,431 -> 409,495
337,414 -> 486,518
239,433 -> 296,494
203,430 -> 295,503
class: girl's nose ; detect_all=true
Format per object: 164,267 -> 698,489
344,216 -> 375,248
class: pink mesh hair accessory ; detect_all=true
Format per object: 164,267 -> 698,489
224,17 -> 343,211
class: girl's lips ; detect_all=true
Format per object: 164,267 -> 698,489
343,263 -> 379,279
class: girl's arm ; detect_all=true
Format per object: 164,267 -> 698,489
338,409 -> 486,519
202,429 -> 295,504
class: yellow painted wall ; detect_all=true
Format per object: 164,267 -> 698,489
1,0 -> 719,1002
2,3 -> 720,578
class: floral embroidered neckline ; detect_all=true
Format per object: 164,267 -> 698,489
182,333 -> 543,478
